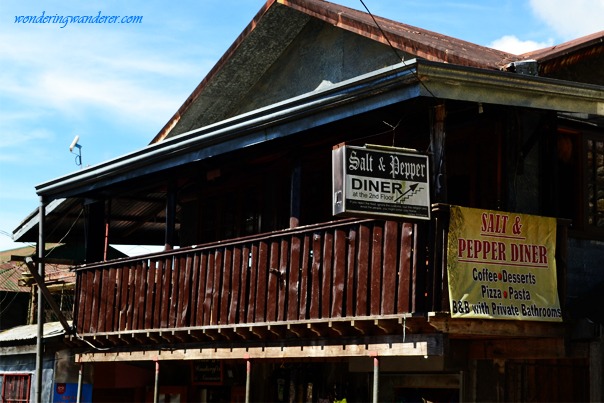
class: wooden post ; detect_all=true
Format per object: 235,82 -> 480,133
24,258 -> 72,334
103,199 -> 111,261
245,354 -> 251,403
76,361 -> 83,403
430,104 -> 447,203
85,200 -> 105,263
370,352 -> 379,403
154,358 -> 160,403
290,159 -> 301,228
165,183 -> 177,250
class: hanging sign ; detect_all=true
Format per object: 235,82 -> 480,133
447,205 -> 562,322
332,144 -> 430,220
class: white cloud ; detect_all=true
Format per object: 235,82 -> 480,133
0,127 -> 54,154
0,26 -> 208,135
530,0 -> 604,39
489,35 -> 554,54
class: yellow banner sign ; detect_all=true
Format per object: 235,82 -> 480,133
447,205 -> 562,321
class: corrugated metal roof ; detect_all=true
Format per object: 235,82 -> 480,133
0,321 -> 68,343
14,193 -> 176,246
0,262 -> 30,292
0,245 -> 78,290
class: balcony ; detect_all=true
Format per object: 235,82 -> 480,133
72,207 -> 569,346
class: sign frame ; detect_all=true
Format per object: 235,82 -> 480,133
332,143 -> 431,220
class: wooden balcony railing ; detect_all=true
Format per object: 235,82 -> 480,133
74,218 -> 432,336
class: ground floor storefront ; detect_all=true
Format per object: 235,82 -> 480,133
89,358 -> 463,402
80,354 -> 592,402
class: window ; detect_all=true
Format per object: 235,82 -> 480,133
585,135 -> 604,229
555,125 -> 604,235
1,374 -> 31,403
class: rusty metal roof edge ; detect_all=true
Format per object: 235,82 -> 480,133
279,0 -> 517,69
519,30 -> 604,62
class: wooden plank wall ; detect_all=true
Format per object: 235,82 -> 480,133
75,219 -> 425,334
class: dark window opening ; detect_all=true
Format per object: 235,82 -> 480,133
554,125 -> 604,236
1,374 -> 31,403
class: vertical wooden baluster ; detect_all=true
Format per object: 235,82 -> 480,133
196,253 -> 208,326
321,231 -> 333,319
398,223 -> 413,313
178,254 -> 193,327
287,236 -> 301,321
370,224 -> 383,316
299,234 -> 311,320
356,224 -> 370,316
345,227 -> 357,317
220,248 -> 232,325
160,257 -> 172,328
309,233 -> 322,319
239,245 -> 250,324
381,221 -> 398,315
229,247 -> 242,324
246,244 -> 258,324
266,240 -> 280,322
332,229 -> 346,318
255,242 -> 268,323
145,259 -> 156,330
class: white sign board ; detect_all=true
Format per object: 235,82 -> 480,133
332,144 -> 431,220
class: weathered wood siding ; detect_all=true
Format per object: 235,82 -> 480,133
74,219 -> 428,334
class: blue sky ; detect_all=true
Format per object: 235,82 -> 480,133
1,0 -> 603,252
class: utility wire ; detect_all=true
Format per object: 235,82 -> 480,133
359,0 -> 404,63
358,0 -> 439,100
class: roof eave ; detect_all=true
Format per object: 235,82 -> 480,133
29,59 -> 604,204
33,60 -> 424,201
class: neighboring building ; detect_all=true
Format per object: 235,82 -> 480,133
0,323 -> 71,403
0,246 -> 123,403
0,250 -> 31,331
0,248 -> 75,402
12,0 -> 604,401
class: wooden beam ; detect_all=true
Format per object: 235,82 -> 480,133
466,338 -> 566,359
24,257 -> 72,334
77,335 -> 444,362
428,314 -> 566,338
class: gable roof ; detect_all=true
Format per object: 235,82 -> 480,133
12,1 -> 604,246
151,0 -> 518,144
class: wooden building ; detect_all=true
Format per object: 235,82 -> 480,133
12,0 -> 604,401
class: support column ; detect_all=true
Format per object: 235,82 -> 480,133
245,354 -> 251,403
370,353 -> 379,403
35,197 -> 45,403
289,159 -> 301,228
430,104 -> 447,203
165,183 -> 177,250
154,358 -> 160,403
76,361 -> 83,403
103,199 -> 111,261
84,199 -> 105,263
